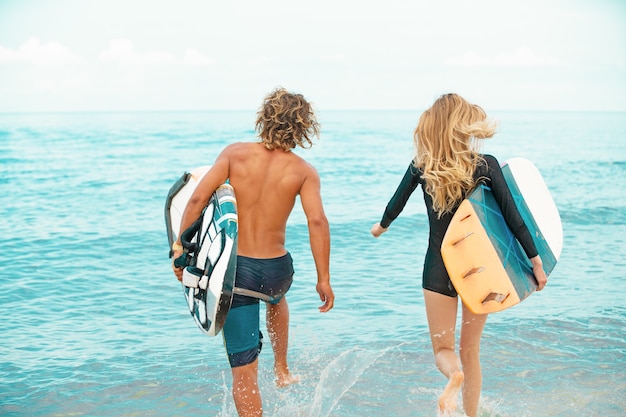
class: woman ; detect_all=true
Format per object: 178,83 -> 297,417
370,93 -> 548,417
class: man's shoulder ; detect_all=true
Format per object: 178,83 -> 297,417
224,141 -> 254,152
289,152 -> 318,174
220,142 -> 262,160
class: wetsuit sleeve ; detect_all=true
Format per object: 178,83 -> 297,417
484,155 -> 538,259
380,163 -> 421,228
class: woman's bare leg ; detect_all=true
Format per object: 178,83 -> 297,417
266,297 -> 300,387
423,289 -> 464,414
459,302 -> 488,417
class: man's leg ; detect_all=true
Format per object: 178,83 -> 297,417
266,297 -> 299,387
231,359 -> 262,417
223,302 -> 263,415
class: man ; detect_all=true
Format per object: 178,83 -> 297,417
172,87 -> 334,416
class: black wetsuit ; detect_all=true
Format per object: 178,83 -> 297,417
379,154 -> 538,297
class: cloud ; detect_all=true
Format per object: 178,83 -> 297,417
99,39 -> 174,65
0,37 -> 82,66
34,72 -> 91,92
0,38 -> 90,93
183,48 -> 213,66
0,37 -> 212,68
99,39 -> 212,66
448,46 -> 561,67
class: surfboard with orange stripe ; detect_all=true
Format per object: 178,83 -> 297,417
441,158 -> 562,314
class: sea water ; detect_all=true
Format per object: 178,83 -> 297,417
0,110 -> 624,417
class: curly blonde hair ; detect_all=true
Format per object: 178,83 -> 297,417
255,87 -> 320,151
413,93 -> 497,217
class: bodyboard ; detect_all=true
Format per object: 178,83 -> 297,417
164,166 -> 238,336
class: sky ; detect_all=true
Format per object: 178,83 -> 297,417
0,0 -> 624,112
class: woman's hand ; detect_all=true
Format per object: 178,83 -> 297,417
370,222 -> 388,238
530,255 -> 548,291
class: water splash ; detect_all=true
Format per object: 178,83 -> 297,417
215,346 -> 388,417
306,347 -> 388,417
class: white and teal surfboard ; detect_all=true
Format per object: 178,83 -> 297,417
165,166 -> 238,336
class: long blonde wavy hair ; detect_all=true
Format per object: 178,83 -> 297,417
413,93 -> 497,217
255,87 -> 320,151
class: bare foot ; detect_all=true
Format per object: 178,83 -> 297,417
275,370 -> 301,388
438,370 -> 464,415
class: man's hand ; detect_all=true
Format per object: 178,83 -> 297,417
172,249 -> 184,282
316,281 -> 334,313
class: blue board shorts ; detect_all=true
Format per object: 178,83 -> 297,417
222,252 -> 294,368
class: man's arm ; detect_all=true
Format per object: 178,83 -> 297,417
299,166 -> 334,312
172,150 -> 230,280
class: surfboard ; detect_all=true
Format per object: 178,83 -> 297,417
164,166 -> 238,336
441,158 -> 562,314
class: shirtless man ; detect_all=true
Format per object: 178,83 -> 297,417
172,88 -> 334,417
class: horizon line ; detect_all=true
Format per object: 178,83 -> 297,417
1,108 -> 625,115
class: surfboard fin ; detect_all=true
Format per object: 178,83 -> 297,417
481,292 -> 510,305
462,266 -> 485,278
452,232 -> 474,247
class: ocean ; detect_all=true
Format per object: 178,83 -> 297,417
0,110 -> 624,417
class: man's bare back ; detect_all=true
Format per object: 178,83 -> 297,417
177,141 -> 327,260
223,142 -> 321,258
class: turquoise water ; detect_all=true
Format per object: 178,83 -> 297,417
1,110 -> 625,417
